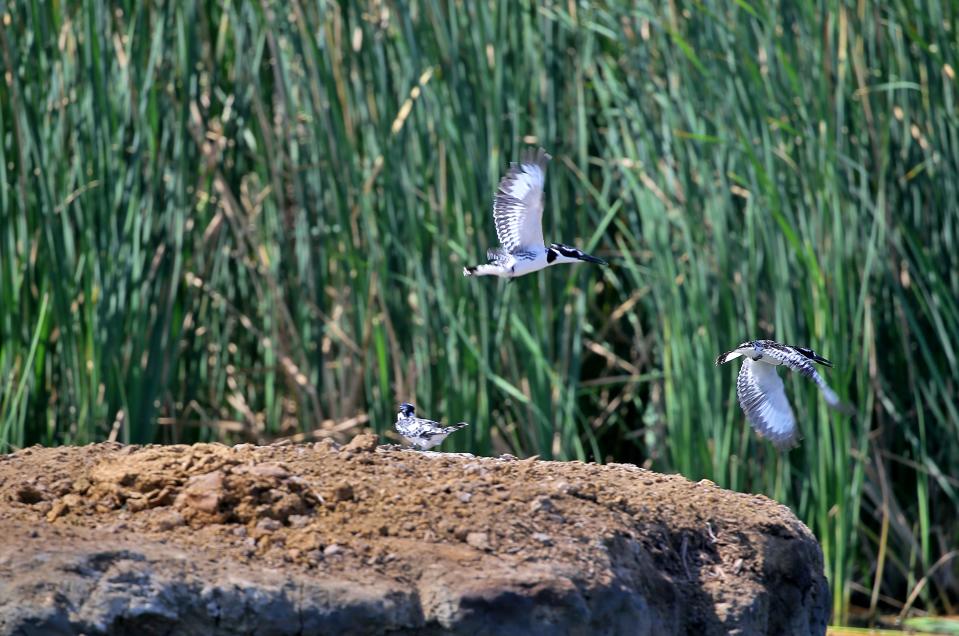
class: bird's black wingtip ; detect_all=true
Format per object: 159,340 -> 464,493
522,146 -> 552,167
758,429 -> 801,452
773,438 -> 801,452
834,400 -> 857,417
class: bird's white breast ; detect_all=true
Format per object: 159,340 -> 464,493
732,346 -> 784,366
508,250 -> 550,277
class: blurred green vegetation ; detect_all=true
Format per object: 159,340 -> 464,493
1,0 -> 957,624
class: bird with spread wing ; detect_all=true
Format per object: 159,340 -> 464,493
464,148 -> 605,279
716,339 -> 852,450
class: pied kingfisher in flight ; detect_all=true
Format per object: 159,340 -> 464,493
463,148 -> 606,279
716,339 -> 850,450
394,403 -> 469,450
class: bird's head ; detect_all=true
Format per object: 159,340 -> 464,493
398,402 -> 416,418
744,340 -> 766,359
793,346 -> 833,367
547,243 -> 607,265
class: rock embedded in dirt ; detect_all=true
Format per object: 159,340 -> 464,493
176,469 -> 225,516
342,433 -> 378,453
331,481 -> 355,502
0,439 -> 830,635
466,531 -> 491,551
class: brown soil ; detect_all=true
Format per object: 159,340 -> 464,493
0,437 -> 829,635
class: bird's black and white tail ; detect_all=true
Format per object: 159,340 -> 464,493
442,422 -> 470,434
463,264 -> 499,277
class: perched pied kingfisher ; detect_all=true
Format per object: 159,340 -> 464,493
395,403 -> 469,450
716,339 -> 850,450
463,148 -> 606,279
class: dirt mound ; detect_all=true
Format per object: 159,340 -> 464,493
85,444 -> 319,526
0,438 -> 829,635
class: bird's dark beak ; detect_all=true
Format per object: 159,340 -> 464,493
578,252 -> 606,265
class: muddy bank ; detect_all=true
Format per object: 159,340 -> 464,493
0,438 -> 829,635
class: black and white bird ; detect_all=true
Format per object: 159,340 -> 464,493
716,339 -> 848,450
394,402 -> 469,450
463,148 -> 606,279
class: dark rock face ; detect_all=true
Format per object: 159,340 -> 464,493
0,546 -> 419,636
0,442 -> 829,635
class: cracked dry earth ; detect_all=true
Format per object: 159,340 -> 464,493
0,435 -> 829,635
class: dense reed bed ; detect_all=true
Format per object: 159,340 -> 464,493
1,0 -> 956,623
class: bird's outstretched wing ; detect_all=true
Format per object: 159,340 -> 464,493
492,148 -> 550,252
737,358 -> 798,449
760,345 -> 843,409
